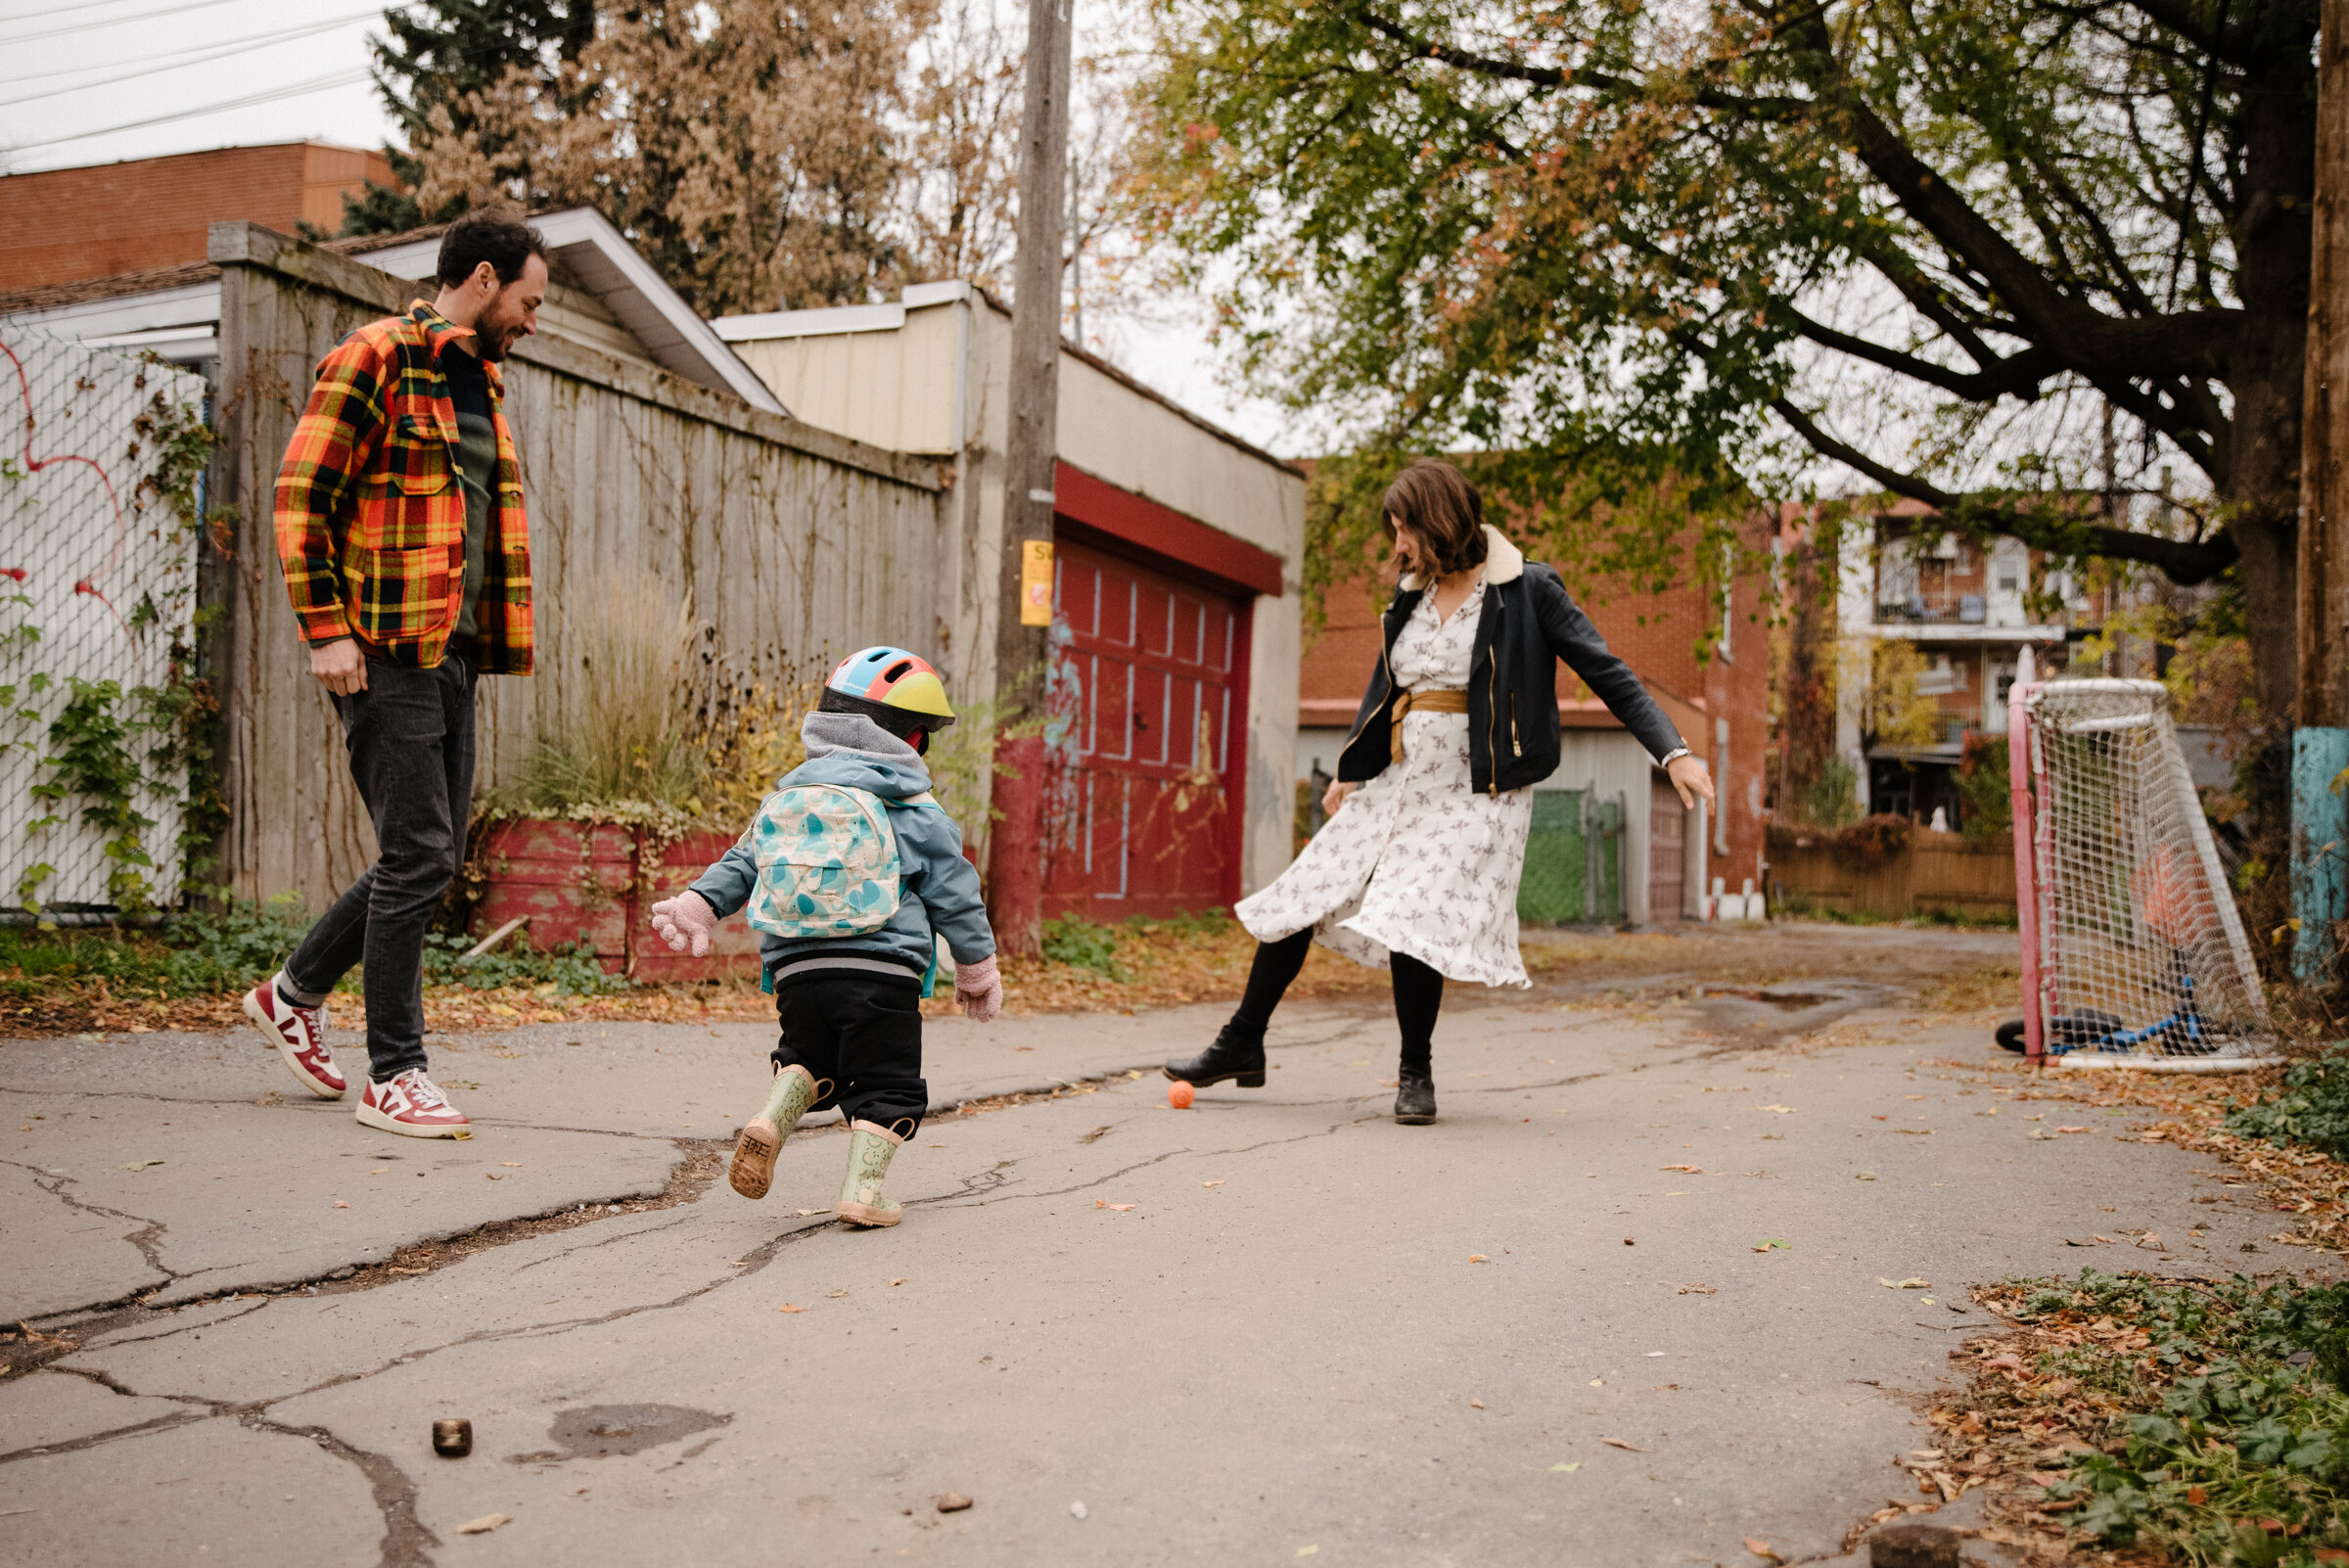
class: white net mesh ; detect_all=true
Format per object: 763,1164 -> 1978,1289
2026,678 -> 2272,1066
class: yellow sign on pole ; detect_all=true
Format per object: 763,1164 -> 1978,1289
1019,539 -> 1055,626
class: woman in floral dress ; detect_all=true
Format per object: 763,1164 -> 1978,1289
1164,459 -> 1716,1123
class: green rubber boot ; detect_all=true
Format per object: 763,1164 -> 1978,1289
728,1064 -> 822,1200
835,1120 -> 906,1228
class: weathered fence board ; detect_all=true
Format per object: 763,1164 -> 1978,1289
207,222 -> 945,910
1769,825 -> 2017,920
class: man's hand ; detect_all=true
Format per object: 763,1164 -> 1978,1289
1321,778 -> 1359,817
309,637 -> 368,695
649,892 -> 718,956
954,952 -> 1003,1023
1666,752 -> 1717,810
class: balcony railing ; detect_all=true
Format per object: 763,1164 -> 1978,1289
1874,594 -> 1987,625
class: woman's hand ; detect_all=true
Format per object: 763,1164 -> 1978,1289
1321,778 -> 1359,817
1666,753 -> 1716,810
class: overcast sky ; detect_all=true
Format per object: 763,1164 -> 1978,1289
0,0 -> 1294,454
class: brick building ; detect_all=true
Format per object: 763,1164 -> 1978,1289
0,143 -> 397,294
1295,521 -> 1772,924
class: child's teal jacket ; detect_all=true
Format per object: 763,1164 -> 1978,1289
686,711 -> 996,987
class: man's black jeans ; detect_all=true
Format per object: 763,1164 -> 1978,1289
282,654 -> 475,1083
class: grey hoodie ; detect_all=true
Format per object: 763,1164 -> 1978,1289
686,711 -> 996,989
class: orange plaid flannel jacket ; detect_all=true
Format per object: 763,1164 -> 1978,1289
274,300 -> 533,674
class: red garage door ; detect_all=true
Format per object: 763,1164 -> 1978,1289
1042,537 -> 1249,921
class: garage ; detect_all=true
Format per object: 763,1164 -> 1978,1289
1041,534 -> 1251,921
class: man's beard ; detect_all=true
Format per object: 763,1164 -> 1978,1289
477,323 -> 516,363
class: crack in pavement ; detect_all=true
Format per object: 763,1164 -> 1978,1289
510,1215 -> 689,1275
3,1156 -> 174,1283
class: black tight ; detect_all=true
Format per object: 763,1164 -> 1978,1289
1229,929 -> 1446,1073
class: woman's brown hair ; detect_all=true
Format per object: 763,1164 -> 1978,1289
1381,458 -> 1489,576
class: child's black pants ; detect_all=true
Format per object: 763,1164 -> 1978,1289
771,968 -> 928,1138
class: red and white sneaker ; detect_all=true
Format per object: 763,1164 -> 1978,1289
356,1070 -> 472,1139
241,980 -> 346,1099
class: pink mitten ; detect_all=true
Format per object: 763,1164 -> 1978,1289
954,952 -> 1003,1024
649,892 -> 717,956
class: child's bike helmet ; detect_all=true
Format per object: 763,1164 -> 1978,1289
820,647 -> 957,740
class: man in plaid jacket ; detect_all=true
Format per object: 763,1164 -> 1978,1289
242,209 -> 548,1139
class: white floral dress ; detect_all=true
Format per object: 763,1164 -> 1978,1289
1236,578 -> 1534,988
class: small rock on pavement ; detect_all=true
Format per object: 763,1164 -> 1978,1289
1869,1519 -> 1960,1568
936,1494 -> 973,1513
1070,1501 -> 1088,1519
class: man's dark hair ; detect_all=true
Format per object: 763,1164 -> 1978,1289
436,209 -> 548,288
1381,457 -> 1490,576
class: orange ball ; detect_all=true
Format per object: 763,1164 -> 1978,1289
1167,1080 -> 1195,1110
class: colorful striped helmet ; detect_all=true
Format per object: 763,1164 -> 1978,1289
824,646 -> 956,727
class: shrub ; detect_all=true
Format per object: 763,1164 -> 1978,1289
2226,1046 -> 2349,1162
1041,915 -> 1125,980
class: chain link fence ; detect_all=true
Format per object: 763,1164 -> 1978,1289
0,323 -> 209,918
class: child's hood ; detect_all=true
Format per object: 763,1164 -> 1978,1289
785,710 -> 935,800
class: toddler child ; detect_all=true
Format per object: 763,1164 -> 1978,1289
648,646 -> 1001,1226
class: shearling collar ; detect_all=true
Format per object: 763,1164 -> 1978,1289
1399,524 -> 1524,592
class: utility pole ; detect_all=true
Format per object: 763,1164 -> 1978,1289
986,0 -> 1075,957
2296,0 -> 2349,983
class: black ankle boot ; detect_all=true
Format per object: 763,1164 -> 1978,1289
1164,1025 -> 1267,1088
1394,1069 -> 1436,1125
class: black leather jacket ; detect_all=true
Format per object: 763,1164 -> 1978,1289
1334,539 -> 1685,796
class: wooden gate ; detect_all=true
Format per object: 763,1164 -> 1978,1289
1648,770 -> 1688,920
1042,537 -> 1247,920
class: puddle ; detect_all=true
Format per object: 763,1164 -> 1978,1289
509,1403 -> 731,1462
1699,986 -> 1847,1009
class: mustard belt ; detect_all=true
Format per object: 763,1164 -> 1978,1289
1390,688 -> 1469,762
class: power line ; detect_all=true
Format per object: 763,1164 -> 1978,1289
0,7 -> 417,105
0,4 -> 414,86
2,66 -> 373,154
0,0 -> 257,48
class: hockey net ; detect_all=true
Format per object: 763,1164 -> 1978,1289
2022,678 -> 2276,1070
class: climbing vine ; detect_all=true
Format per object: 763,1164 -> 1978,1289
7,362 -> 220,921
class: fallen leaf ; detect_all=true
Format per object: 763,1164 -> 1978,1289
1601,1436 -> 1652,1453
119,1160 -> 163,1171
825,1289 -> 848,1298
1589,1378 -> 1605,1386
2094,1234 -> 2114,1244
2056,1126 -> 2092,1134
1879,1277 -> 1932,1290
1661,1164 -> 1701,1173
1677,1282 -> 1718,1295
890,1278 -> 906,1286
1201,1180 -> 1224,1188
2186,1486 -> 2207,1505
1897,1129 -> 1933,1135
333,1200 -> 349,1209
2023,1114 -> 2045,1122
778,1304 -> 807,1314
1468,1398 -> 1485,1409
2136,1233 -> 2167,1251
1854,1171 -> 1877,1180
1753,1238 -> 1789,1252
1744,1539 -> 1778,1561
1296,1549 -> 1318,1559
501,1162 -> 522,1168
795,1209 -> 820,1217
1105,1204 -> 1135,1213
1549,1461 -> 1582,1472
484,1173 -> 503,1180
936,1493 -> 973,1513
457,1514 -> 511,1535
1469,1254 -> 1490,1263
1760,1105 -> 1795,1114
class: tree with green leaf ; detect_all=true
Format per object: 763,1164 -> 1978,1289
344,0 -> 600,235
1134,1 -> 2314,719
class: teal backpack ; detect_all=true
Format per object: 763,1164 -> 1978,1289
744,783 -> 915,938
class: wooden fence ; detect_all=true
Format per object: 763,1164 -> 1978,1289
1768,824 -> 2016,920
205,223 -> 946,908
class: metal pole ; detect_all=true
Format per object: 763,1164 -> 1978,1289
2007,646 -> 2044,1063
986,0 -> 1075,958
